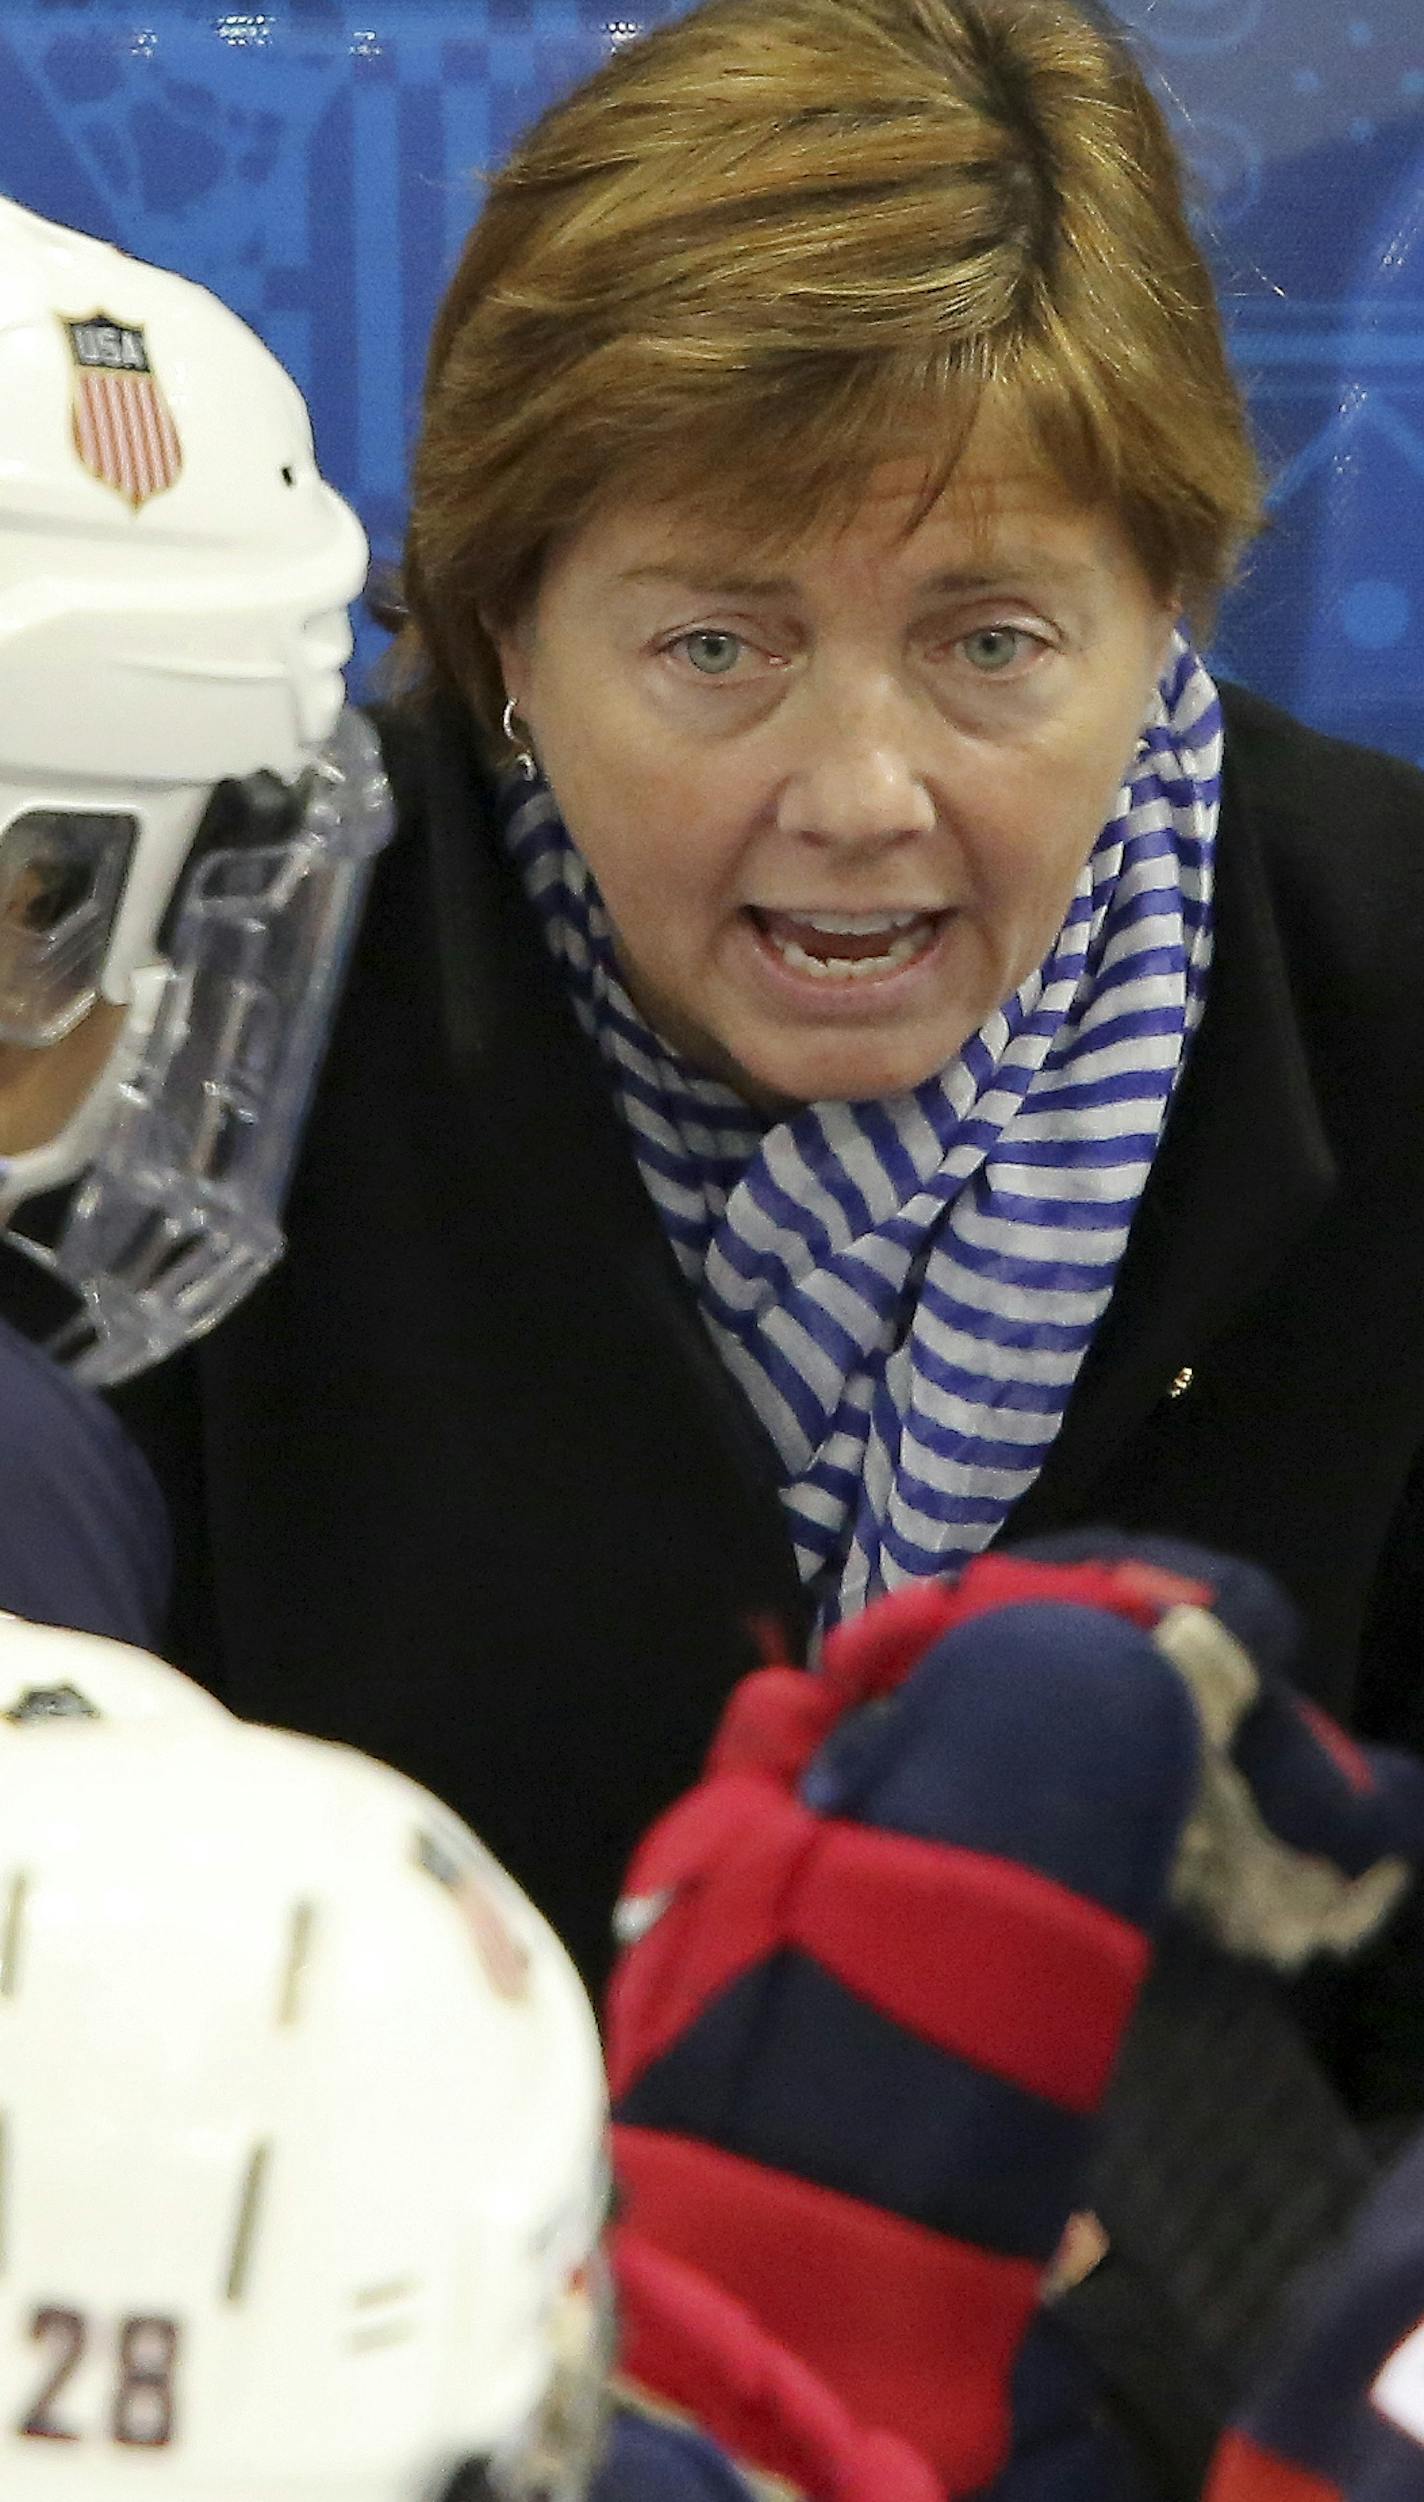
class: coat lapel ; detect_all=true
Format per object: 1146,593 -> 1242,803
406,698 -> 813,1646
1006,710 -> 1336,1533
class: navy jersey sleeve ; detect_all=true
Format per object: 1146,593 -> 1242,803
0,1314 -> 170,1650
1210,2126 -> 1424,2502
593,2407 -> 768,2502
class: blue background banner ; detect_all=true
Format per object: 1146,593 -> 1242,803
2,0 -> 1421,759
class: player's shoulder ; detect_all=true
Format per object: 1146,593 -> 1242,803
0,1309 -> 170,1646
597,2401 -> 785,2502
1215,2126 -> 1424,2502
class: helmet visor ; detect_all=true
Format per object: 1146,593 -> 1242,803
0,809 -> 134,1045
33,706 -> 392,1383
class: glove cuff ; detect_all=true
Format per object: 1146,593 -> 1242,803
613,2226 -> 942,2502
616,2122 -> 1040,2493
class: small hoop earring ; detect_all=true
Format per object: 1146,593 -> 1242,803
501,694 -> 538,781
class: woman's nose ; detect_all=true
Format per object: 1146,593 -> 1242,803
773,674 -> 937,849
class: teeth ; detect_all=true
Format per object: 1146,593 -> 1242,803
783,910 -> 928,935
771,926 -> 931,979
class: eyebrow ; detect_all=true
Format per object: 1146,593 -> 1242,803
616,554 -> 1099,599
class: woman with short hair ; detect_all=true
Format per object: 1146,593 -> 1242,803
120,0 -> 1424,1997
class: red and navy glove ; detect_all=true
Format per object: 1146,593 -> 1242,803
607,1539 -> 1424,2501
609,1550 -> 1207,2495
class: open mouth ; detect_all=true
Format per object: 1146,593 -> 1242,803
748,906 -> 944,982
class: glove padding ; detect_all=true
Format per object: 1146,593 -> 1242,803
608,1540 -> 1424,2497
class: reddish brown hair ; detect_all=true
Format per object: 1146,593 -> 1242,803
399,0 -> 1263,752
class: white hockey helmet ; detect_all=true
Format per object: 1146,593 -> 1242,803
0,1622 -> 612,2502
0,198 -> 391,1376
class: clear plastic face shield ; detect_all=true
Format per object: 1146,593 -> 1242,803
6,709 -> 392,1385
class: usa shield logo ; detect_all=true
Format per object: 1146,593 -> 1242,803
414,1826 -> 532,2000
64,312 -> 183,510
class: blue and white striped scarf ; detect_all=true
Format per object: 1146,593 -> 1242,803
501,635 -> 1221,1631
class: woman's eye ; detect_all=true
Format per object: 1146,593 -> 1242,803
675,630 -> 746,677
960,625 -> 1038,674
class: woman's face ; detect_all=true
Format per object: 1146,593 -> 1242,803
498,426 -> 1177,1110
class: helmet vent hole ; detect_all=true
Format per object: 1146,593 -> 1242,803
347,2280 -> 424,2350
280,463 -> 296,486
1,1874 -> 28,1999
4,1683 -> 100,1725
223,2141 -> 271,2304
275,1898 -> 316,2026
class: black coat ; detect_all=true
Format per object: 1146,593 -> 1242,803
113,681 -> 1424,1990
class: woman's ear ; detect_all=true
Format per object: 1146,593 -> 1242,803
1145,598 -> 1182,691
482,605 -> 531,703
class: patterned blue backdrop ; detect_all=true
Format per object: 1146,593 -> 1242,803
2,0 -> 1421,760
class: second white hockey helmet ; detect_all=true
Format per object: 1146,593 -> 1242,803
0,1620 -> 611,2502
